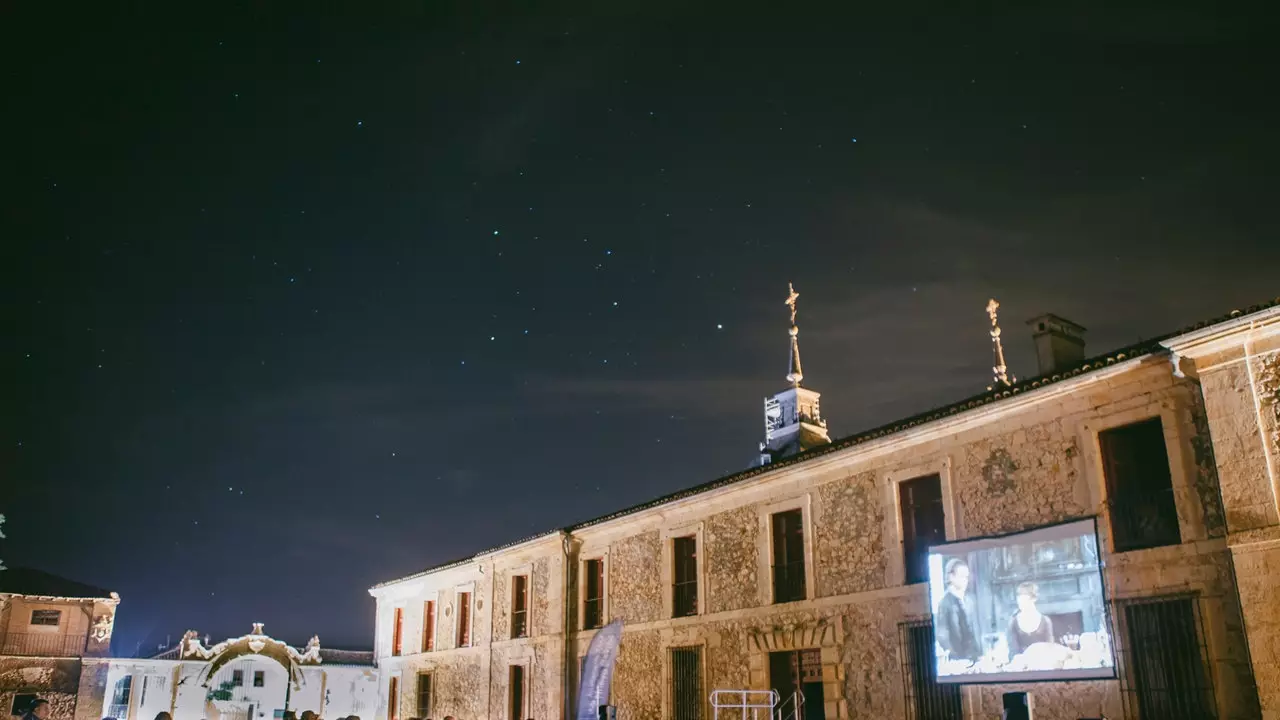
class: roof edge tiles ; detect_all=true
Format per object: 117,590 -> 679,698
371,296 -> 1280,591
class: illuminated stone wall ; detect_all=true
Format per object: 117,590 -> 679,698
372,311 -> 1280,720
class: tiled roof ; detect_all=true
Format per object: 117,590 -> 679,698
373,296 -> 1280,590
318,648 -> 376,666
0,567 -> 115,599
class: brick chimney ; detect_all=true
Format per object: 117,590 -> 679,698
1026,313 -> 1086,375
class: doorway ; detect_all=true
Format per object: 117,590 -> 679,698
769,650 -> 825,720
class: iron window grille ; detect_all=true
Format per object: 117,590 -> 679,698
417,673 -> 433,717
670,645 -> 704,720
1114,593 -> 1217,719
898,620 -> 962,720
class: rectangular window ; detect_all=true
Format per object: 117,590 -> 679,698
512,574 -> 530,639
416,673 -> 432,717
1119,596 -> 1216,718
232,669 -> 244,687
388,676 -> 400,720
11,694 -> 37,716
899,474 -> 947,585
29,609 -> 61,626
421,600 -> 436,652
899,621 -> 962,720
672,536 -> 699,618
391,606 -> 404,656
670,646 -> 703,720
1100,417 -> 1181,552
770,509 -> 806,603
583,558 -> 604,629
509,665 -> 526,720
253,670 -> 264,688
456,592 -> 472,647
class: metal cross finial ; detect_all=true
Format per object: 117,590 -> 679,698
785,283 -> 800,326
987,298 -> 1013,388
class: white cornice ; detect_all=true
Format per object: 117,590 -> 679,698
1161,305 -> 1280,360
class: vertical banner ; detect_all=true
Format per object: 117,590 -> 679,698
575,619 -> 624,720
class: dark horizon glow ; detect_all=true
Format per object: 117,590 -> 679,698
4,1 -> 1276,655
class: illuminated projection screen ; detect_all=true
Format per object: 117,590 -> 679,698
928,518 -> 1115,684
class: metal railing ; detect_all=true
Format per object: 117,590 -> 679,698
0,632 -> 87,657
712,690 -> 778,720
774,691 -> 804,720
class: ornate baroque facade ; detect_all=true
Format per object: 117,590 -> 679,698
370,298 -> 1280,720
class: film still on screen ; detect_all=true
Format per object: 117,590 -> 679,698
928,518 -> 1117,684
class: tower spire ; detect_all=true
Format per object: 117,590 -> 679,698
758,282 -> 829,466
986,298 -> 1015,389
785,282 -> 804,387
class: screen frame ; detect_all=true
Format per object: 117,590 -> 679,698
927,515 -> 1118,685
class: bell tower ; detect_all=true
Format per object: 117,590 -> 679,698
759,283 -> 831,465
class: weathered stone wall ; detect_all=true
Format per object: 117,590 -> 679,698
72,660 -> 107,720
815,471 -> 886,598
432,653 -> 486,719
612,629 -> 662,720
1199,351 -> 1280,534
374,346 -> 1276,720
0,658 -> 82,720
705,506 -> 758,614
954,422 -> 1086,537
533,556 -> 554,638
1193,335 -> 1280,718
610,531 -> 662,625
493,567 -> 512,641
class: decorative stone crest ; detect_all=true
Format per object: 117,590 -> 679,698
982,448 -> 1018,493
1258,354 -> 1280,454
91,613 -> 115,642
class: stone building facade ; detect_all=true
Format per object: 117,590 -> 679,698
0,568 -> 119,720
370,299 -> 1280,720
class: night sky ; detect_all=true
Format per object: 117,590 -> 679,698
3,2 -> 1277,655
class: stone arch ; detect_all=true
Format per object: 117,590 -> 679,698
201,641 -> 304,690
746,618 -> 847,720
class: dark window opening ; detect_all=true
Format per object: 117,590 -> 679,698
30,609 -> 61,626
509,665 -> 526,719
1101,417 -> 1181,552
11,694 -> 38,716
673,536 -> 699,618
583,559 -> 604,629
512,575 -> 529,639
252,670 -> 264,687
231,670 -> 244,687
771,509 -> 806,603
422,600 -> 436,652
456,592 -> 472,647
899,621 -> 962,720
900,474 -> 947,585
1119,596 -> 1217,719
388,676 -> 399,720
391,606 -> 404,656
416,673 -> 432,717
769,650 -> 825,720
670,646 -> 703,720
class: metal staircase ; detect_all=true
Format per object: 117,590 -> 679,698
710,689 -> 805,720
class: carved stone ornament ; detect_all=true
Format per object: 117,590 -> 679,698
91,614 -> 115,642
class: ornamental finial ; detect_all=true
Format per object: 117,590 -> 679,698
785,283 -> 804,386
987,298 -> 1015,389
